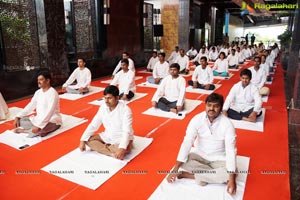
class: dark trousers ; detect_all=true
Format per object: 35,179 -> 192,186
227,108 -> 262,120
228,64 -> 237,69
188,80 -> 215,90
119,91 -> 134,100
157,97 -> 178,112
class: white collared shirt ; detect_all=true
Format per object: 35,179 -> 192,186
223,81 -> 262,113
63,67 -> 91,89
249,66 -> 267,89
227,54 -> 239,66
147,56 -> 159,70
260,62 -> 270,76
174,55 -> 190,71
168,51 -> 180,64
17,87 -> 62,129
208,50 -> 219,61
194,52 -> 209,63
152,61 -> 169,79
213,58 -> 229,73
192,65 -> 214,84
80,101 -> 134,149
177,112 -> 237,171
152,75 -> 186,106
112,58 -> 135,75
111,70 -> 136,95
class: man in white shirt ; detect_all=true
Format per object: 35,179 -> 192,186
223,69 -> 262,122
208,46 -> 219,62
0,92 -> 9,120
167,46 -> 180,65
167,93 -> 237,195
174,49 -> 190,74
241,45 -> 252,60
193,47 -> 209,64
152,63 -> 186,114
188,57 -> 215,90
14,71 -> 62,137
227,49 -> 239,69
62,58 -> 91,94
147,52 -> 169,84
111,59 -> 136,100
79,85 -> 134,160
112,52 -> 135,77
146,50 -> 159,72
236,46 -> 245,64
186,46 -> 198,60
248,56 -> 270,96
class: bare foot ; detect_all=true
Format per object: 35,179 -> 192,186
242,117 -> 256,123
170,108 -> 178,114
14,128 -> 26,134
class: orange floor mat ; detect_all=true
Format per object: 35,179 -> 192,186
0,60 -> 290,199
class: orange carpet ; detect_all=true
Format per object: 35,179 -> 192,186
0,60 -> 290,199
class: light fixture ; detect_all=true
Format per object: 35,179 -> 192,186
104,0 -> 110,25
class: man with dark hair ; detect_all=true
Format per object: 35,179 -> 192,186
223,68 -> 262,122
174,49 -> 190,74
151,63 -> 186,113
146,50 -> 159,72
147,52 -> 169,84
249,56 -> 269,96
62,58 -> 91,94
79,85 -> 134,160
14,71 -> 62,137
188,56 -> 215,90
167,93 -> 237,195
111,58 -> 136,100
112,52 -> 135,77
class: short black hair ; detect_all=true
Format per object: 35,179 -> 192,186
121,58 -> 129,65
254,56 -> 261,62
205,93 -> 224,108
104,85 -> 119,97
77,57 -> 86,63
170,63 -> 180,70
159,52 -> 166,57
200,56 -> 207,62
219,52 -> 226,58
240,68 -> 252,80
123,52 -> 129,56
38,71 -> 51,81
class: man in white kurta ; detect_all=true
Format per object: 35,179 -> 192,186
111,59 -> 136,100
208,47 -> 219,62
62,58 -> 91,94
146,50 -> 159,72
223,69 -> 262,122
167,93 -> 237,195
79,85 -> 134,160
152,63 -> 186,113
188,57 -> 215,90
0,92 -> 9,120
248,56 -> 270,96
147,53 -> 169,84
227,49 -> 239,69
112,52 -> 135,76
174,49 -> 190,74
167,46 -> 180,65
14,71 -> 62,137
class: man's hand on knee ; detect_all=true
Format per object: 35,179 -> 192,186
79,141 -> 86,151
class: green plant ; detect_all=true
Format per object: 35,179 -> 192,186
277,29 -> 292,47
0,0 -> 30,44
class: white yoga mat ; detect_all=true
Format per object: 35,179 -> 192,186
59,86 -> 105,100
101,76 -> 143,84
149,156 -> 250,200
230,108 -> 266,132
142,99 -> 202,120
88,93 -> 148,106
186,84 -> 221,95
137,69 -> 153,74
262,95 -> 269,103
0,107 -> 23,124
41,136 -> 153,190
137,82 -> 159,89
213,73 -> 234,80
265,77 -> 274,85
0,114 -> 87,150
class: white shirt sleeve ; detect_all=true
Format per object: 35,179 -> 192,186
151,77 -> 166,102
63,68 -> 78,88
80,107 -> 103,141
223,84 -> 236,111
82,68 -> 92,88
119,106 -> 134,149
224,121 -> 237,171
112,61 -> 122,75
253,86 -> 262,113
176,77 -> 186,106
17,91 -> 38,118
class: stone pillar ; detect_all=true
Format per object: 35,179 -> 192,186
44,0 -> 69,85
160,0 -> 179,56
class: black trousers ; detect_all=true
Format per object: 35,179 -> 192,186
227,108 -> 262,120
188,80 -> 215,90
157,97 -> 178,112
119,91 -> 134,100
